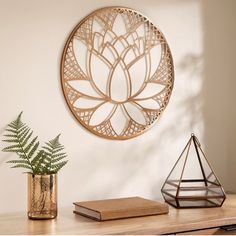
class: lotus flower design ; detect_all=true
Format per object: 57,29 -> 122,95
61,7 -> 174,139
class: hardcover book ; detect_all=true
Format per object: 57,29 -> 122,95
73,197 -> 169,221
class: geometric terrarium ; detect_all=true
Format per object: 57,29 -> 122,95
161,133 -> 226,208
61,7 -> 174,140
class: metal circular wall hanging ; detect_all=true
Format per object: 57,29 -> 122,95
61,7 -> 174,140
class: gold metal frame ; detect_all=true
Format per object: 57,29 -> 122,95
60,7 -> 174,140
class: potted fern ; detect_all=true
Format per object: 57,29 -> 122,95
2,112 -> 68,220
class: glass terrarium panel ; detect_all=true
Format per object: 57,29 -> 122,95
178,187 -> 225,197
178,199 -> 220,208
206,197 -> 225,206
165,154 -> 188,182
162,193 -> 177,207
181,143 -> 203,180
206,172 -> 221,186
206,187 -> 225,196
161,139 -> 193,195
162,180 -> 178,196
179,180 -> 206,187
198,152 -> 221,185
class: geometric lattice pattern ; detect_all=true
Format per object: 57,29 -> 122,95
61,7 -> 174,140
161,134 -> 226,208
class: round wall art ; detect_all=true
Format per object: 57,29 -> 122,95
61,7 -> 174,140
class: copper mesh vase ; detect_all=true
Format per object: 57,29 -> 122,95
28,174 -> 57,220
161,134 -> 226,208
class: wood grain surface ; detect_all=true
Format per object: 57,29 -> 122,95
1,195 -> 236,235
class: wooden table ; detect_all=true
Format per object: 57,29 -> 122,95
1,195 -> 236,235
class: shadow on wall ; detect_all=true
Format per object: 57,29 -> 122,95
150,52 -> 204,196
202,0 -> 236,192
69,49 -> 205,200
62,0 -> 206,201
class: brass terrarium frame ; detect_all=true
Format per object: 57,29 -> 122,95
161,134 -> 226,208
61,7 -> 174,140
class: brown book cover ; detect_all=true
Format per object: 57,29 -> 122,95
73,197 -> 169,221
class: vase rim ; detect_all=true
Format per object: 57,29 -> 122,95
27,173 -> 57,176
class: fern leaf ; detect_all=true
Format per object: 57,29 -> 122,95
23,130 -> 33,145
17,124 -> 28,134
42,163 -> 51,173
41,146 -> 53,153
43,142 -> 53,148
2,144 -> 23,152
18,125 -> 29,136
18,154 -> 27,159
28,141 -> 39,159
3,134 -> 18,138
24,136 -> 37,153
32,151 -> 45,174
34,160 -> 44,174
19,128 -> 31,144
7,160 -> 30,165
53,147 -> 65,154
51,161 -> 68,173
50,134 -> 60,144
11,164 -> 32,170
8,122 -> 22,130
52,152 -> 67,159
31,150 -> 43,165
51,155 -> 67,163
2,139 -> 19,143
8,120 -> 25,130
5,128 -> 18,134
43,151 -> 52,156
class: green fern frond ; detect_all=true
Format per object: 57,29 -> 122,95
5,128 -> 18,134
53,147 -> 65,154
31,150 -> 43,165
3,134 -> 18,138
17,125 -> 28,134
2,144 -> 23,153
51,155 -> 67,163
11,164 -> 32,170
2,112 -> 36,173
41,134 -> 67,174
18,154 -> 26,159
8,112 -> 24,129
7,160 -> 30,165
2,139 -> 19,143
32,151 -> 46,174
28,141 -> 40,159
2,112 -> 68,174
19,129 -> 31,144
41,146 -> 53,153
24,136 -> 37,153
51,161 -> 68,173
52,152 -> 67,159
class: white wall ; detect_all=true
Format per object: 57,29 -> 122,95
201,0 -> 236,192
0,0 -> 235,213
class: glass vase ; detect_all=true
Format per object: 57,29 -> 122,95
28,173 -> 57,220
